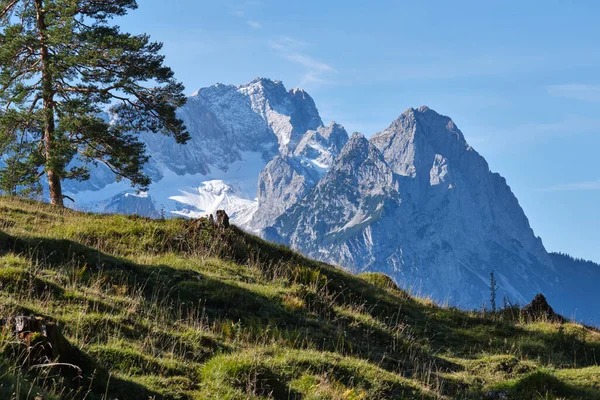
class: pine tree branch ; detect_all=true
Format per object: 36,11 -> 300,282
0,0 -> 186,196
1,60 -> 42,93
27,94 -> 41,113
0,0 -> 20,20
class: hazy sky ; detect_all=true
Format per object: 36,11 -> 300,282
120,0 -> 600,262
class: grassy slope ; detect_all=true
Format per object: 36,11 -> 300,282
0,197 -> 598,399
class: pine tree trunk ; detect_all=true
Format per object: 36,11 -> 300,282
35,0 -> 63,206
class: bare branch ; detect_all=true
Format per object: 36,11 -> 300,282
0,0 -> 20,20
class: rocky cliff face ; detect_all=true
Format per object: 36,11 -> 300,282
294,122 -> 350,169
268,107 -> 555,308
266,132 -> 400,256
251,122 -> 349,229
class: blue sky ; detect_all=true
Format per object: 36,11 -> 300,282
121,1 -> 599,262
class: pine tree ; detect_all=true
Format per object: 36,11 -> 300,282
0,0 -> 189,206
489,270 -> 498,312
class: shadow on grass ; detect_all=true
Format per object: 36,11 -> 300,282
1,226 -> 599,399
0,230 -> 459,374
498,370 -> 598,400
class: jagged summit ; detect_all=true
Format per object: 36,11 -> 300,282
371,106 -> 474,179
235,78 -> 323,154
337,131 -> 369,159
294,122 -> 349,170
192,77 -> 284,93
323,131 -> 394,191
238,77 -> 288,97
381,106 -> 466,143
248,76 -> 283,85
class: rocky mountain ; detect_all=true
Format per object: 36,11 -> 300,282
64,78 -> 330,224
251,122 -> 349,229
294,122 -> 350,169
267,107 -> 556,311
63,78 -> 598,324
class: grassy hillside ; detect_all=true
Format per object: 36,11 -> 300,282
0,197 -> 598,399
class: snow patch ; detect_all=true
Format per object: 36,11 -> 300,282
70,151 -> 266,226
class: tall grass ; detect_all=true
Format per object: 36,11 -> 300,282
0,196 -> 598,399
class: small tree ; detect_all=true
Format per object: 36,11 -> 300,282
0,0 -> 189,206
489,270 -> 498,312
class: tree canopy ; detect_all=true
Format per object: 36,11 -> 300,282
0,0 -> 189,206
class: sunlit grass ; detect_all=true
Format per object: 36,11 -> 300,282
0,196 -> 598,399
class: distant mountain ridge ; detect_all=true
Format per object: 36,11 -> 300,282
64,78 -> 600,325
548,252 -> 600,323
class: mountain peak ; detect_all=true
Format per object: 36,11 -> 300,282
370,106 -> 471,178
290,87 -> 308,95
398,105 -> 433,117
396,105 -> 445,124
325,120 -> 345,131
335,132 -> 376,164
238,77 -> 288,99
347,131 -> 367,145
246,77 -> 283,87
192,78 -> 285,96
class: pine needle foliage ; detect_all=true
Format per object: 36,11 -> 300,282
0,0 -> 189,205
